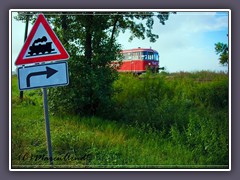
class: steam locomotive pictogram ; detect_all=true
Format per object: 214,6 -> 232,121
28,36 -> 55,56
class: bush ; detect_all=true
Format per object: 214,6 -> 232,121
111,73 -> 174,128
186,112 -> 228,164
191,80 -> 228,109
48,55 -> 119,116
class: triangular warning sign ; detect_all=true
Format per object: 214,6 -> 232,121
15,13 -> 69,66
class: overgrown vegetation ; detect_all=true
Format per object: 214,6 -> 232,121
110,71 -> 229,165
15,12 -> 174,116
11,71 -> 229,168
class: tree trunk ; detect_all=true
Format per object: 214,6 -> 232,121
85,13 -> 93,61
61,12 -> 68,45
84,13 -> 96,115
109,16 -> 119,48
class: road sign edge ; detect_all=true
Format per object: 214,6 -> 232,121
17,61 -> 69,91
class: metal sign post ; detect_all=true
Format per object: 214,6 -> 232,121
42,87 -> 53,167
15,13 -> 70,168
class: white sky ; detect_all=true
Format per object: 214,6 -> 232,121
11,11 -> 229,73
117,11 -> 229,72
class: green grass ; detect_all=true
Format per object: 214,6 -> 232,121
11,72 -> 229,169
11,104 -> 197,168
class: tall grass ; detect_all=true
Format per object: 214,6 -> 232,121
11,105 -> 197,168
110,71 -> 229,165
11,71 -> 229,168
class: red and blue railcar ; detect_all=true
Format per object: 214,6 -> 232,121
113,48 -> 160,74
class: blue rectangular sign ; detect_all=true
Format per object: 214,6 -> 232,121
17,61 -> 69,90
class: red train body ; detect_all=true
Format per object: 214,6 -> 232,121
112,48 -> 160,74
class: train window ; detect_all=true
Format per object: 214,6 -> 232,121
141,51 -> 148,60
148,52 -> 154,60
122,53 -> 132,60
128,53 -> 132,60
122,53 -> 127,60
123,51 -> 158,60
138,52 -> 141,59
141,51 -> 155,60
122,52 -> 132,60
132,52 -> 140,60
154,52 -> 159,61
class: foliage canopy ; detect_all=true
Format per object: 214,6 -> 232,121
215,42 -> 229,66
15,11 -> 174,116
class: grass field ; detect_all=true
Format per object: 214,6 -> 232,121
11,71 -> 229,169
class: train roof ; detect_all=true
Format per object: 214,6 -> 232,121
121,48 -> 158,53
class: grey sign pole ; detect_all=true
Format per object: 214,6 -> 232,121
42,87 -> 53,167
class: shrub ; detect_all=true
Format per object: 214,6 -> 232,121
48,56 -> 119,116
186,112 -> 228,165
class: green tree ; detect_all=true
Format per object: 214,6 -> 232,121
47,12 -> 123,116
14,12 -> 36,22
215,42 -> 229,66
14,12 -> 35,101
15,11 -> 174,116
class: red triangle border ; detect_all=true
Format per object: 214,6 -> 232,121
15,13 -> 69,66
